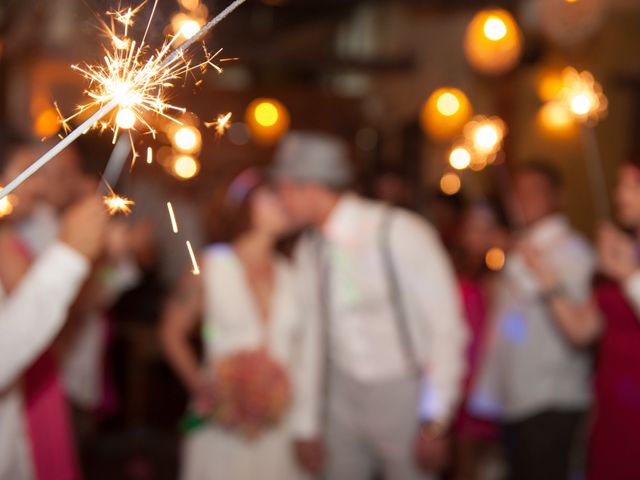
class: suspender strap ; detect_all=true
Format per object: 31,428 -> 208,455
379,207 -> 422,376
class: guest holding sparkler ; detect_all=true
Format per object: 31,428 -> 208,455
272,131 -> 468,480
521,156 -> 640,480
0,131 -> 108,480
472,162 -> 596,480
160,169 -> 303,480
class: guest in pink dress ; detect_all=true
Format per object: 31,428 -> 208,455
587,158 -> 640,480
450,202 -> 505,480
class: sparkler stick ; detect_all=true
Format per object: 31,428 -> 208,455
580,125 -> 610,219
1,101 -> 117,199
0,0 -> 248,201
101,133 -> 133,192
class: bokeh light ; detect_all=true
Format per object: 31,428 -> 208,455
485,247 -> 506,271
537,68 -> 566,102
172,126 -> 201,154
180,19 -> 201,39
558,67 -> 608,124
245,98 -> 290,145
173,155 -> 200,179
464,116 -> 506,156
483,16 -> 508,41
33,108 -> 60,137
440,172 -> 462,195
171,13 -> 205,41
537,101 -> 576,135
449,146 -> 472,170
421,87 -> 472,142
464,9 -> 523,75
437,92 -> 461,117
254,102 -> 279,127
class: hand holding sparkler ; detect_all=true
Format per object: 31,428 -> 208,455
60,196 -> 109,261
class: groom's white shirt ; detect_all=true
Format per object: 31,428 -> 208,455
290,194 -> 468,438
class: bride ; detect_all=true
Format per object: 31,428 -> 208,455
160,170 -> 303,480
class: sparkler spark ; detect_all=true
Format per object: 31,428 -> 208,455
104,189 -> 135,215
0,0 -> 248,201
147,146 -> 153,164
167,201 -> 179,233
558,67 -> 608,124
205,111 -> 232,137
61,0 -> 225,150
186,240 -> 200,275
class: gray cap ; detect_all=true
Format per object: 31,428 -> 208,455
271,131 -> 353,188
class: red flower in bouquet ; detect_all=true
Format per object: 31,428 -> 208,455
210,350 -> 291,438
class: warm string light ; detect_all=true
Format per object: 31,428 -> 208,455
421,87 -> 472,142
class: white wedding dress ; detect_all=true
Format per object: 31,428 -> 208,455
181,244 -> 304,480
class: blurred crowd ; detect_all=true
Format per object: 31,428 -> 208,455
1,128 -> 640,480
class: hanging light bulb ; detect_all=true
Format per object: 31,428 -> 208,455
464,9 -> 523,75
421,88 -> 473,142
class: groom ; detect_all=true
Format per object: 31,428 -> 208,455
271,131 -> 468,479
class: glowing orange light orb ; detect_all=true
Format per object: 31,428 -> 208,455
465,9 -> 523,75
173,155 -> 200,179
485,247 -> 506,271
245,98 -> 290,145
421,88 -> 472,142
440,172 -> 462,196
449,146 -> 472,170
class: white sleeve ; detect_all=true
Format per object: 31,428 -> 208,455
0,242 -> 89,391
391,212 -> 468,427
623,271 -> 640,319
289,236 -> 324,439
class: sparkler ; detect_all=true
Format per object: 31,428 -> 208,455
0,0 -> 248,201
104,190 -> 135,215
186,240 -> 200,275
558,67 -> 610,218
205,111 -> 232,137
167,201 -> 179,233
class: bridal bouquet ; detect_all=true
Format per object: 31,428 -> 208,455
209,350 -> 291,437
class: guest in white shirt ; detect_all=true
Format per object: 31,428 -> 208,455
0,195 -> 107,479
0,131 -> 108,479
471,161 -> 595,480
271,131 -> 468,480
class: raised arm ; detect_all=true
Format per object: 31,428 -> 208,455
520,241 -> 601,347
0,196 -> 105,391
